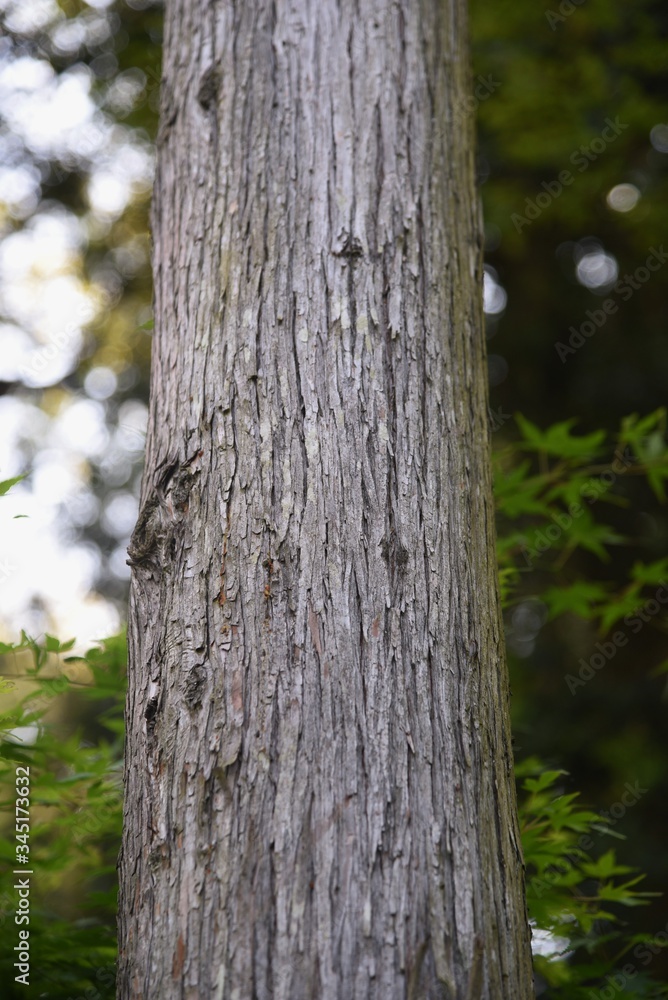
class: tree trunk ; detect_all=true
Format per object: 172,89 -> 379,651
118,1 -> 534,997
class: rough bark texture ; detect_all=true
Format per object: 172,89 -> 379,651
118,1 -> 534,997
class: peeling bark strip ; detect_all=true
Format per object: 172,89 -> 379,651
118,1 -> 534,998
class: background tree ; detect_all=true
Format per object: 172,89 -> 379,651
117,0 -> 534,997
472,2 -> 668,978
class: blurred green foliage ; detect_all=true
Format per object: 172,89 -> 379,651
494,415 -> 668,995
519,761 -> 668,999
0,625 -> 123,999
471,0 -> 668,983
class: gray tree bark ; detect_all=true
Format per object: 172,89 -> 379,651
118,1 -> 534,998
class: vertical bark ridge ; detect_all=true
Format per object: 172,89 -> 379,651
118,1 -> 534,998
